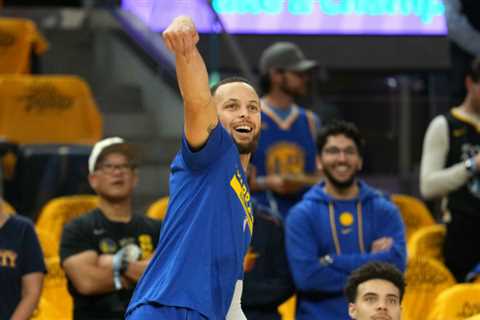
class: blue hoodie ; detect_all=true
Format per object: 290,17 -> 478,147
285,180 -> 406,320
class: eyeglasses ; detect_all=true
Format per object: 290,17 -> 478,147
96,163 -> 133,174
322,147 -> 358,157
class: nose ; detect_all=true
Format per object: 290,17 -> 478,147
239,105 -> 249,118
376,300 -> 388,311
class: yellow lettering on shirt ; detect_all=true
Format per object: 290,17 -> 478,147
230,170 -> 254,235
0,250 -> 17,268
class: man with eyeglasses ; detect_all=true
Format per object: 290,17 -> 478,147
285,120 -> 406,320
59,137 -> 161,320
249,42 -> 321,220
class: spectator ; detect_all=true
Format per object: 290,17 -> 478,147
344,262 -> 404,320
250,41 -> 321,219
286,120 -> 406,320
242,202 -> 295,320
420,57 -> 480,282
60,137 -> 161,320
445,0 -> 480,106
0,198 -> 45,320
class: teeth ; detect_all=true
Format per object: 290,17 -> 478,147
236,125 -> 252,132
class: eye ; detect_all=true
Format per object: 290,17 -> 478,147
225,103 -> 237,110
248,104 -> 259,112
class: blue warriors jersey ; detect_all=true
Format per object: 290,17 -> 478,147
127,124 -> 253,319
251,102 -> 318,218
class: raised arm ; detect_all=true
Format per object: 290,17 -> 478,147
163,16 -> 218,149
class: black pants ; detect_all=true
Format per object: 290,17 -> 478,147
444,212 -> 480,282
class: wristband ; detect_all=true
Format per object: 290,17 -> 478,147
113,271 -> 122,290
465,158 -> 477,174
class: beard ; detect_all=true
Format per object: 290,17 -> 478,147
280,78 -> 307,98
323,166 -> 357,190
234,131 -> 260,155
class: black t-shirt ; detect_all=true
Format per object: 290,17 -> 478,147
445,112 -> 480,216
0,215 -> 46,319
59,209 -> 161,320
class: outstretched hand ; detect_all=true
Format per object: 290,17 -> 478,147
163,16 -> 200,59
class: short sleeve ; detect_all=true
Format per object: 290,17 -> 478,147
59,217 -> 96,263
20,222 -> 46,276
181,124 -> 234,171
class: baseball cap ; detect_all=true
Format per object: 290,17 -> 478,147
88,137 -> 136,174
259,42 -> 318,75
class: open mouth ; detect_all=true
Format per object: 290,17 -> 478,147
234,125 -> 253,134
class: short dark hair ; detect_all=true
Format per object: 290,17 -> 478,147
210,76 -> 255,95
344,262 -> 405,303
259,73 -> 272,95
316,120 -> 365,156
467,56 -> 480,83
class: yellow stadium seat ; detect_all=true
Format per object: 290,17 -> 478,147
35,195 -> 98,255
36,227 -> 57,259
466,314 -> 480,320
0,18 -> 48,74
32,256 -> 73,320
402,257 -> 456,320
0,75 -> 102,145
407,224 -> 446,261
428,284 -> 480,320
2,199 -> 15,215
391,194 -> 436,241
278,295 -> 296,320
147,196 -> 169,221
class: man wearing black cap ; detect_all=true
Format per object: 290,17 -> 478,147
250,42 -> 321,219
59,137 -> 161,320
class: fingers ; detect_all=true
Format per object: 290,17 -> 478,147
162,16 -> 199,56
371,237 -> 393,253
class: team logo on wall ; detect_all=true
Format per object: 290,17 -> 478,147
21,82 -> 74,113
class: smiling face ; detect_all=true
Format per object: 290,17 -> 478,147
317,133 -> 362,191
349,279 -> 401,320
214,81 -> 261,154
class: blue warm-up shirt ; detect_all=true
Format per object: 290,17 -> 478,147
285,181 -> 406,320
127,124 -> 253,319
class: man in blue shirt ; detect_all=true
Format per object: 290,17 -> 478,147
126,16 -> 261,320
285,120 -> 406,320
250,42 -> 321,219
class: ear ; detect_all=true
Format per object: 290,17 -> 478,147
316,155 -> 323,171
132,170 -> 139,188
466,76 -> 474,93
358,157 -> 363,171
88,173 -> 98,191
348,303 -> 357,319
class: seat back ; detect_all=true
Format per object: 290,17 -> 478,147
0,18 -> 48,74
407,224 -> 446,261
391,194 -> 436,241
0,75 -> 102,144
32,256 -> 72,320
35,195 -> 98,255
402,257 -> 456,320
146,196 -> 169,221
2,199 -> 15,214
428,284 -> 480,320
